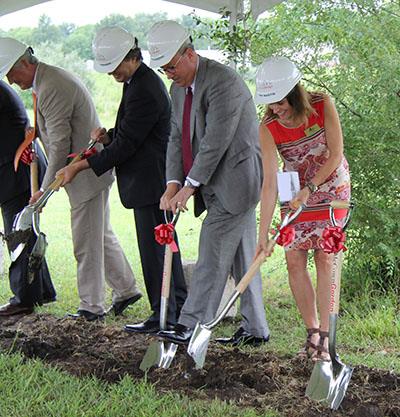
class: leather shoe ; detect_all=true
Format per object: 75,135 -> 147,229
0,303 -> 34,316
66,309 -> 104,322
215,327 -> 269,347
124,317 -> 161,334
157,323 -> 193,345
107,293 -> 142,316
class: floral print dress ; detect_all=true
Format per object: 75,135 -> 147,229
265,93 -> 351,250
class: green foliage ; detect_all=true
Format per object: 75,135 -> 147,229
198,0 -> 400,297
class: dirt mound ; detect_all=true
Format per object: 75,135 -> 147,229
0,314 -> 399,417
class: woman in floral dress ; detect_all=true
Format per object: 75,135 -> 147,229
254,57 -> 351,360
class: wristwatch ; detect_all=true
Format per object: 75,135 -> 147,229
305,181 -> 318,193
184,179 -> 198,189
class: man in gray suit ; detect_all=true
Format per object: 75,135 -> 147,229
0,37 -> 142,321
148,21 -> 270,346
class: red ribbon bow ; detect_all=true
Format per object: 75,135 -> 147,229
67,148 -> 97,160
154,223 -> 179,253
321,226 -> 347,253
20,145 -> 34,165
275,225 -> 295,247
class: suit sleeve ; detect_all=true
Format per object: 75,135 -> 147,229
39,86 -> 74,190
166,92 -> 184,183
88,86 -> 160,176
187,70 -> 247,185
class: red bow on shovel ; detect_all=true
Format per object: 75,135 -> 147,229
321,226 -> 347,253
275,225 -> 295,247
154,223 -> 179,253
67,148 -> 97,160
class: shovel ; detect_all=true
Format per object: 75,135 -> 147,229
140,210 -> 181,371
187,204 -> 305,369
306,200 -> 354,410
9,139 -> 97,261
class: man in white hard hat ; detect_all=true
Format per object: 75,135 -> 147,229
148,21 -> 270,346
58,26 -> 187,332
0,37 -> 142,321
0,80 -> 56,316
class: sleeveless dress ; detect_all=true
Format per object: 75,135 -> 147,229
265,93 -> 351,251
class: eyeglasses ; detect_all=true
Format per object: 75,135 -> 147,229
158,52 -> 186,75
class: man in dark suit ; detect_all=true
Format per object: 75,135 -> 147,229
0,80 -> 56,315
58,26 -> 187,331
148,21 -> 270,346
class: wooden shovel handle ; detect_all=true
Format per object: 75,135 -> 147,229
330,200 -> 351,209
330,251 -> 344,315
161,245 -> 173,298
30,159 -> 39,194
235,241 -> 274,294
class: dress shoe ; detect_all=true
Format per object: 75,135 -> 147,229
107,293 -> 142,316
157,323 -> 193,345
215,327 -> 270,347
0,303 -> 34,316
124,317 -> 161,334
66,309 -> 104,322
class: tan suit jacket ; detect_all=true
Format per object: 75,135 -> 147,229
35,62 -> 113,208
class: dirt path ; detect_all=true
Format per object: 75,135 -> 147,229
0,314 -> 399,417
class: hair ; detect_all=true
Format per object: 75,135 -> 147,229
123,37 -> 143,62
264,83 -> 315,125
14,47 -> 39,68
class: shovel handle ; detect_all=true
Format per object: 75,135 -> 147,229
330,250 -> 344,315
236,249 -> 268,294
30,159 -> 39,194
330,200 -> 351,209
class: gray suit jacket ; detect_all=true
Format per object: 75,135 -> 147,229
167,56 -> 262,216
35,63 -> 114,208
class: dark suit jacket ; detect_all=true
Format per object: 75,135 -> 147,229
0,81 -> 31,205
89,63 -> 171,209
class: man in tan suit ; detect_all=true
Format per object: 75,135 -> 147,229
0,38 -> 142,320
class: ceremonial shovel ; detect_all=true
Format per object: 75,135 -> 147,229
306,200 -> 354,410
187,204 -> 305,369
9,139 -> 97,261
140,210 -> 181,371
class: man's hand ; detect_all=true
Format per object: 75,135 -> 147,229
91,127 -> 110,145
160,183 -> 180,212
169,186 -> 195,214
56,159 -> 89,186
29,190 -> 44,205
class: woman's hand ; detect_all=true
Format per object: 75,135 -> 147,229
289,187 -> 310,210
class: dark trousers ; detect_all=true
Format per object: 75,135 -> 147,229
1,191 -> 56,307
134,203 -> 187,324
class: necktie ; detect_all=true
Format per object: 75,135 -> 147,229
182,86 -> 193,176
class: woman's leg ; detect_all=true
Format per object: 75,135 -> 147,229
285,249 -> 319,352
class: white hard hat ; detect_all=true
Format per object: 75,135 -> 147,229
254,56 -> 302,105
93,26 -> 136,73
0,37 -> 28,79
147,20 -> 190,68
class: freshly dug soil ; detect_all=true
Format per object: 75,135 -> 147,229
0,314 -> 399,417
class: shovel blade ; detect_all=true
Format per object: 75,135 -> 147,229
140,341 -> 166,371
10,243 -> 26,262
160,343 -> 178,369
187,322 -> 212,369
306,360 -> 353,410
306,360 -> 334,401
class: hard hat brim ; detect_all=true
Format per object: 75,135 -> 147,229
0,60 -> 16,80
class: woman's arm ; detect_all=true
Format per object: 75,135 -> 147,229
256,123 -> 279,257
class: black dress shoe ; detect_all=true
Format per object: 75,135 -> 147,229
215,327 -> 270,347
124,317 -> 160,334
66,309 -> 104,322
0,303 -> 34,316
107,293 -> 142,316
157,323 -> 193,345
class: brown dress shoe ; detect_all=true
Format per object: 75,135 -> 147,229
0,303 -> 34,316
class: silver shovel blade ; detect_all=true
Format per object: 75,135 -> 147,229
140,341 -> 166,371
306,360 -> 353,410
160,343 -> 178,369
187,322 -> 212,369
329,365 -> 353,410
306,360 -> 334,401
10,206 -> 35,262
